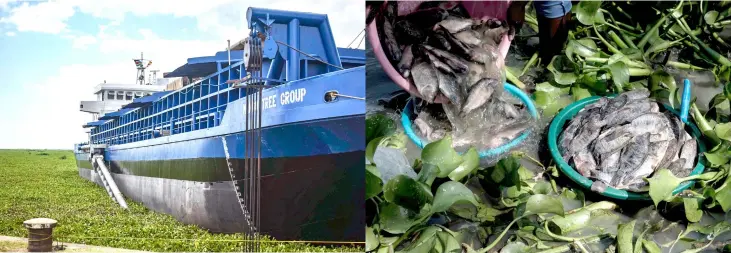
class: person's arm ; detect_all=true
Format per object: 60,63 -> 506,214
507,1 -> 528,40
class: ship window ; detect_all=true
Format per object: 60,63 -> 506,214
126,93 -> 133,100
116,92 -> 123,100
107,92 -> 114,100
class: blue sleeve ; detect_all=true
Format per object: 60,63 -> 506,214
533,1 -> 572,19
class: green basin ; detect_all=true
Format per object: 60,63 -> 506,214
546,95 -> 707,201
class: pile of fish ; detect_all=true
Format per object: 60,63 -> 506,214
559,90 -> 698,191
374,2 -> 533,151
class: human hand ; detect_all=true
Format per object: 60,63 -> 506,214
506,1 -> 526,41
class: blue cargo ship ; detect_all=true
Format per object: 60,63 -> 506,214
74,7 -> 365,242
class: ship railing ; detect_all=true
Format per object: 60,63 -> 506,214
89,59 -> 252,146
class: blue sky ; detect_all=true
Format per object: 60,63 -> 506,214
0,0 -> 364,149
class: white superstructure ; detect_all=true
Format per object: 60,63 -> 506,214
79,81 -> 167,121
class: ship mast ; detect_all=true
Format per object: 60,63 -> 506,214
133,52 -> 152,85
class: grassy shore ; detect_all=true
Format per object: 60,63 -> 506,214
0,149 -> 361,252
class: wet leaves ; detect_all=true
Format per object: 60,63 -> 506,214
432,181 -> 479,213
617,220 -> 636,253
647,169 -> 685,206
384,175 -> 433,211
524,194 -> 564,216
423,136 -> 464,177
366,113 -> 397,145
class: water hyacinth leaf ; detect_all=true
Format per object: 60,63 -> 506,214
432,181 -> 479,213
379,203 -> 430,234
374,146 -> 417,184
642,239 -> 661,253
715,123 -> 731,141
607,61 -> 630,92
646,169 -> 684,206
575,0 -> 602,25
494,155 -> 522,189
417,163 -> 440,186
366,114 -> 396,145
705,11 -> 719,25
683,197 -> 703,222
525,194 -> 564,216
366,165 -> 383,199
383,175 -> 433,211
578,72 -> 608,93
542,96 -> 574,117
571,85 -> 592,101
705,148 -> 730,167
366,137 -> 385,165
401,226 -> 439,253
423,136 -> 464,178
548,56 -> 580,85
500,241 -> 529,253
366,227 -> 379,251
533,181 -> 553,195
566,39 -> 601,61
448,148 -> 479,182
715,175 -> 731,212
435,231 -> 461,253
617,220 -> 636,253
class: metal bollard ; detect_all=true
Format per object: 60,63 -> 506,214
23,218 -> 57,252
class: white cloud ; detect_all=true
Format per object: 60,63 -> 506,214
1,0 -> 364,49
0,0 -> 365,149
5,31 -> 14,36
71,34 -> 97,49
3,62 -> 137,149
0,1 -> 75,34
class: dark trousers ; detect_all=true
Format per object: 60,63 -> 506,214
537,12 -> 572,64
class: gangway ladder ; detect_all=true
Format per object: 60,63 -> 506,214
91,155 -> 129,209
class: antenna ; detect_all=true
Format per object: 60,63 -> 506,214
133,52 -> 152,85
150,70 -> 159,85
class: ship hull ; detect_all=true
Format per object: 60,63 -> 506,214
75,115 -> 364,241
75,66 -> 366,242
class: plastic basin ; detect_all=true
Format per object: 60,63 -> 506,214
366,1 -> 513,104
547,95 -> 707,201
401,82 -> 538,158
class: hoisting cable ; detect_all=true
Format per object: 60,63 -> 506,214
274,40 -> 344,70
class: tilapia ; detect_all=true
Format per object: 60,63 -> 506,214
598,151 -> 621,175
574,150 -> 597,177
678,139 -> 697,170
397,45 -> 414,74
560,117 -> 586,160
435,70 -> 464,109
411,60 -> 439,103
422,45 -> 469,73
612,133 -> 651,189
395,19 -> 427,45
657,112 -> 684,170
378,2 -> 401,62
600,94 -> 628,118
461,78 -> 496,116
584,97 -> 609,111
622,89 -> 651,101
593,127 -> 633,155
601,101 -> 654,126
624,113 -> 674,142
668,158 -> 689,177
483,118 -> 531,149
453,30 -> 482,47
568,113 -> 604,157
435,17 -> 474,34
